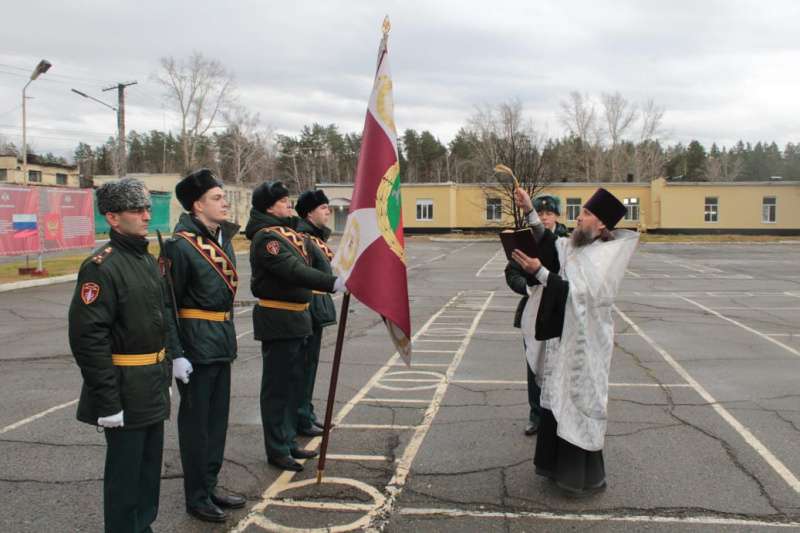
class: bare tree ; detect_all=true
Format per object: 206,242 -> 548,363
153,52 -> 237,174
630,99 -> 667,181
218,106 -> 276,224
705,146 -> 745,182
559,91 -> 597,181
602,91 -> 636,181
467,98 -> 550,228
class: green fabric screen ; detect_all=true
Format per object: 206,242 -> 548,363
94,190 -> 172,235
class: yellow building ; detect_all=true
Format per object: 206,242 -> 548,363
0,155 -> 80,187
317,178 -> 800,235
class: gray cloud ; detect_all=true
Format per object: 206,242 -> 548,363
2,0 -> 799,160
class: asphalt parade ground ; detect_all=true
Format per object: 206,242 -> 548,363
1,238 -> 800,532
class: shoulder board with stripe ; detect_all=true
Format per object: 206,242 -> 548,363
91,246 -> 114,265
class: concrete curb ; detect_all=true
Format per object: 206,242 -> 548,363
0,274 -> 78,293
0,250 -> 251,293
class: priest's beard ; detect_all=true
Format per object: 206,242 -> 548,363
570,226 -> 596,248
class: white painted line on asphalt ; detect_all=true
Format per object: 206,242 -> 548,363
391,363 -> 450,367
326,454 -> 389,461
625,268 -> 641,277
710,307 -> 800,310
412,350 -> 457,354
336,424 -> 415,430
235,307 -> 251,315
475,249 -> 505,277
360,399 -> 430,404
475,330 -> 518,335
614,305 -> 800,494
450,379 -> 693,388
399,506 -> 800,528
0,399 -> 78,435
679,296 -> 800,358
236,329 -> 253,340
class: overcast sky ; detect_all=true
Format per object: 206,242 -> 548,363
2,0 -> 800,162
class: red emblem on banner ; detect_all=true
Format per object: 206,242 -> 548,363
267,241 -> 280,255
81,282 -> 100,305
44,214 -> 62,240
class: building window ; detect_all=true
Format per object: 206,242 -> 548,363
762,197 -> 777,223
623,197 -> 640,221
56,173 -> 68,185
704,197 -> 718,223
486,197 -> 502,221
566,198 -> 582,221
0,169 -> 7,181
416,199 -> 433,221
28,170 -> 42,183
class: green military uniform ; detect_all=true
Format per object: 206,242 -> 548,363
295,217 -> 337,431
245,208 -> 337,460
504,220 -> 568,428
69,229 -> 172,533
164,212 -> 240,509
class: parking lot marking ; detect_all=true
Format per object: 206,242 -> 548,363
0,399 -> 78,435
399,506 -> 800,528
679,295 -> 800,358
614,305 -> 800,494
233,290 -> 495,532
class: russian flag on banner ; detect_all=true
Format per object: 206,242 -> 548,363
332,17 -> 412,365
13,214 -> 37,238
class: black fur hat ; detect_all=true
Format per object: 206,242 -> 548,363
96,177 -> 151,214
252,181 -> 290,212
175,169 -> 222,212
583,188 -> 627,229
295,189 -> 330,218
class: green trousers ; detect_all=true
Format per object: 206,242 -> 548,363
297,326 -> 323,430
260,337 -> 305,458
103,421 -> 164,533
177,362 -> 231,508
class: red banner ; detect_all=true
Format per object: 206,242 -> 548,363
41,188 -> 95,252
0,185 -> 95,257
0,185 -> 40,256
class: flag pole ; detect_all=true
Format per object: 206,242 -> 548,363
316,291 -> 351,483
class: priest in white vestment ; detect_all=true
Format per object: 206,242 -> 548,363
511,187 -> 638,498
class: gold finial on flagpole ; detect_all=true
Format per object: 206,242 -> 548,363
382,15 -> 391,35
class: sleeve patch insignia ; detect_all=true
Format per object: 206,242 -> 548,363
267,241 -> 280,255
81,282 -> 100,305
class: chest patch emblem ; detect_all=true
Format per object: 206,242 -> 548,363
81,282 -> 100,305
267,241 -> 280,255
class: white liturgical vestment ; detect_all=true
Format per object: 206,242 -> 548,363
539,229 -> 638,451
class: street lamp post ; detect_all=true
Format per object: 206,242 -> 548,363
22,59 -> 52,186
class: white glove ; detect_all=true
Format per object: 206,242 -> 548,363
173,357 -> 193,384
333,276 -> 347,293
98,411 -> 124,428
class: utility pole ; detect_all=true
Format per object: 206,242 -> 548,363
103,81 -> 137,177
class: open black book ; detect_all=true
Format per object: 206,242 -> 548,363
499,228 -> 541,261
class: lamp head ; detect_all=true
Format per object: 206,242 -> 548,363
30,60 -> 52,80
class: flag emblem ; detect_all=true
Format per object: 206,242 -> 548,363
12,214 -> 37,239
